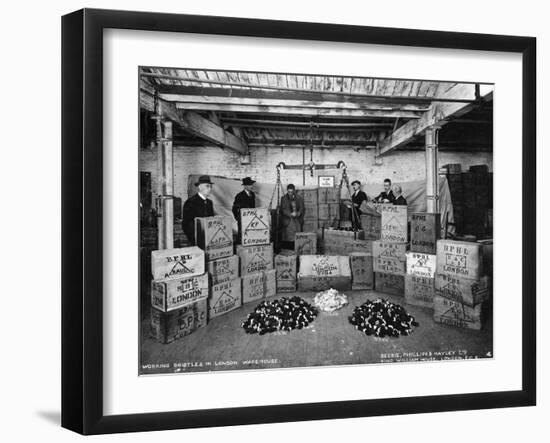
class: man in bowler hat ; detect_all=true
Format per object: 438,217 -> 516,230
182,175 -> 215,244
232,177 -> 256,243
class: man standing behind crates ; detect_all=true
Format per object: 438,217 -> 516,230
348,180 -> 368,229
232,176 -> 256,243
279,184 -> 304,250
181,175 -> 215,244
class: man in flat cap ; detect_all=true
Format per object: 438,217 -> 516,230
347,180 -> 368,229
232,177 -> 257,243
182,175 -> 215,244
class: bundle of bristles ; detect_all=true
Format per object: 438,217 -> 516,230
349,298 -> 419,338
242,296 -> 318,335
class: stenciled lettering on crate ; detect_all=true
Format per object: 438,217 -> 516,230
406,252 -> 437,278
433,295 -> 484,330
373,241 -> 407,275
350,252 -> 374,289
242,269 -> 277,303
151,246 -> 205,281
150,299 -> 208,344
404,274 -> 435,309
151,273 -> 209,312
410,212 -> 441,254
194,216 -> 233,261
436,240 -> 484,280
208,278 -> 242,319
206,255 -> 240,286
380,204 -> 408,242
237,243 -> 274,276
240,207 -> 271,246
275,253 -> 297,292
295,232 -> 317,255
434,273 -> 490,306
374,272 -> 405,296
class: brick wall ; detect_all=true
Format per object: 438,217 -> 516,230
139,145 -> 493,200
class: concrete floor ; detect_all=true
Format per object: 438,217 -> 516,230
139,289 -> 493,375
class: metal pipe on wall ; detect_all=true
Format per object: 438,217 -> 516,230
425,127 -> 440,213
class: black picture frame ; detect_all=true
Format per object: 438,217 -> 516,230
61,8 -> 536,435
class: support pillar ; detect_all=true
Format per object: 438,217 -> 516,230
157,120 -> 174,250
425,127 -> 440,213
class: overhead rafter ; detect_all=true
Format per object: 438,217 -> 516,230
378,84 -> 493,156
155,85 -> 437,106
160,94 -> 429,112
140,87 -> 249,154
141,73 -> 485,104
174,103 -> 422,119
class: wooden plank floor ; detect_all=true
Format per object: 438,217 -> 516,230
140,290 -> 493,374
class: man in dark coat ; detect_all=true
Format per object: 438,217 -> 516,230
392,184 -> 408,206
182,175 -> 215,244
279,184 -> 304,250
373,178 -> 395,203
232,177 -> 256,243
348,180 -> 368,229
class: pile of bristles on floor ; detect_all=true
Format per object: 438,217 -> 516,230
349,298 -> 419,338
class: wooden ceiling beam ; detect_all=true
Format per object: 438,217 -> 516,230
156,85 -> 436,105
139,91 -> 248,154
142,73 -> 481,104
173,102 -> 422,119
378,85 -> 493,156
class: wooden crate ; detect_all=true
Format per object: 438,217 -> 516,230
318,203 -> 330,220
374,272 -> 405,297
237,243 -> 274,276
433,295 -> 484,330
404,274 -> 435,309
297,275 -> 352,292
434,273 -> 490,306
303,202 -> 318,219
350,253 -> 374,290
372,241 -> 407,275
242,269 -> 277,304
295,232 -> 317,255
151,273 -> 209,312
151,246 -> 205,281
318,187 -> 339,204
297,188 -> 318,204
206,254 -> 240,286
380,204 -> 408,242
302,218 -> 319,232
323,228 -> 365,240
406,252 -> 437,278
328,203 -> 341,219
442,163 -> 462,174
208,278 -> 242,320
478,239 -> 493,277
436,240 -> 484,280
298,255 -> 351,277
150,299 -> 208,344
410,212 -> 441,254
275,253 -> 297,293
360,212 -> 381,240
240,207 -> 271,246
194,215 -> 233,261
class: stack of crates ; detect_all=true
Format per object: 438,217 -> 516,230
237,208 -> 275,305
195,216 -> 240,320
433,239 -> 490,330
149,246 -> 209,343
373,204 -> 408,296
317,186 -> 341,229
404,213 -> 440,309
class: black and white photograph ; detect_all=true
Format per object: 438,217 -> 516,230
138,67 -> 494,375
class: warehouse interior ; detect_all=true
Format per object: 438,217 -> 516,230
139,68 -> 493,374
